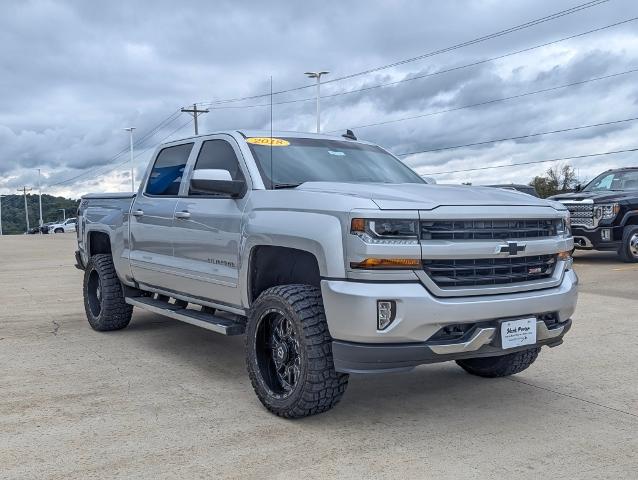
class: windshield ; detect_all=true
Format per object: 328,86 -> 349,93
246,137 -> 424,188
583,170 -> 638,192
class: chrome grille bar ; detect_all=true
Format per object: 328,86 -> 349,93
420,219 -> 561,240
422,254 -> 557,288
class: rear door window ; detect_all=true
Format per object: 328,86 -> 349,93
146,143 -> 194,196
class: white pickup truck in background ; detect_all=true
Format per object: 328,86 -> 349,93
49,217 -> 77,234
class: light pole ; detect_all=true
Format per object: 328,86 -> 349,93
18,186 -> 32,233
0,194 -> 5,236
124,127 -> 136,192
37,169 -> 43,233
304,71 -> 329,133
59,208 -> 66,221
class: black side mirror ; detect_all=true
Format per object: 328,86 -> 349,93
574,184 -> 582,192
190,169 -> 245,197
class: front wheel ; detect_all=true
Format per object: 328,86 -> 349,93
245,285 -> 349,418
54,228 -> 63,233
619,226 -> 638,263
456,347 -> 540,378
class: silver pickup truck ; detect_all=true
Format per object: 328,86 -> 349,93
76,130 -> 577,418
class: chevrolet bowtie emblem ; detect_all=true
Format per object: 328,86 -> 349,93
497,241 -> 526,256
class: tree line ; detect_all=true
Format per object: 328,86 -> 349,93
0,194 -> 80,235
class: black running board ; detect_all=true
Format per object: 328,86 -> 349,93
125,296 -> 245,335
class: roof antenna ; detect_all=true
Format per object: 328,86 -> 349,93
269,75 -> 274,189
342,129 -> 357,140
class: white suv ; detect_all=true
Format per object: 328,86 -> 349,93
49,218 -> 77,234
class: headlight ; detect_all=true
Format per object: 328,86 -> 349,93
594,203 -> 619,221
557,213 -> 571,237
350,218 -> 419,245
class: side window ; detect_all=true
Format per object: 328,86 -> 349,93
146,143 -> 194,196
189,140 -> 245,196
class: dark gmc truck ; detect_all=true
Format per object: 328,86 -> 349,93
551,167 -> 638,262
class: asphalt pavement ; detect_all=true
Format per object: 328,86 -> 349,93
1,235 -> 636,479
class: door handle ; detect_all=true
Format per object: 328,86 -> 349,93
132,209 -> 144,217
174,211 -> 191,219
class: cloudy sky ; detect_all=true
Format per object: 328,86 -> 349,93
1,0 -> 637,197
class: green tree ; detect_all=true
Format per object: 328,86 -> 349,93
0,194 -> 79,235
529,164 -> 577,198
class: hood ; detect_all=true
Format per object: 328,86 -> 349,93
297,182 -> 554,210
550,190 -> 638,203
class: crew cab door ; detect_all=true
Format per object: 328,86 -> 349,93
171,136 -> 250,307
129,142 -> 195,290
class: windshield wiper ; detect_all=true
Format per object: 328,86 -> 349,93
272,183 -> 302,189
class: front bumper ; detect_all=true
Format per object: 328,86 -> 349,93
333,318 -> 571,373
321,269 -> 578,373
572,225 -> 622,250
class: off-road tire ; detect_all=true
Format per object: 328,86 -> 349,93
83,254 -> 133,331
618,225 -> 638,263
456,347 -> 541,378
246,284 -> 349,418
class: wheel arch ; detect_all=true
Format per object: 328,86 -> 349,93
247,245 -> 322,305
241,211 -> 347,307
87,230 -> 112,257
620,210 -> 638,226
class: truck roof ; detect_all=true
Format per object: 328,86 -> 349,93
159,130 -> 374,147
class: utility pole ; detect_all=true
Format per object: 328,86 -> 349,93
180,103 -> 209,135
0,194 -> 5,236
304,71 -> 329,133
124,127 -> 136,192
18,186 -> 32,233
37,169 -> 43,233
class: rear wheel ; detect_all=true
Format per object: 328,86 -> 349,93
83,254 -> 132,331
619,226 -> 638,263
456,347 -> 540,378
246,285 -> 348,418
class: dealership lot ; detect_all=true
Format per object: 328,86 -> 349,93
1,235 -> 637,479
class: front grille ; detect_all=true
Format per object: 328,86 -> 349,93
564,203 -> 594,228
422,254 -> 557,288
420,219 -> 561,240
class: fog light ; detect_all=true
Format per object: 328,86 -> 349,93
377,300 -> 396,330
601,228 -> 611,241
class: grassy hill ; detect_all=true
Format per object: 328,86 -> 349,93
0,194 -> 80,235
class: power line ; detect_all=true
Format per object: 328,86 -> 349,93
328,67 -> 638,132
198,0 -> 610,106
425,147 -> 638,176
397,116 -> 638,156
321,0 -> 611,86
200,16 -> 637,112
48,110 -> 184,187
55,118 -> 195,187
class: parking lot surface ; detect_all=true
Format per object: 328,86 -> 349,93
1,235 -> 637,479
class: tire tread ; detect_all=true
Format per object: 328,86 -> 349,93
456,347 -> 540,378
83,254 -> 132,331
246,284 -> 348,418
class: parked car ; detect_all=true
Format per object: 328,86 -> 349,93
551,167 -> 638,262
485,184 -> 539,197
76,130 -> 577,418
49,218 -> 77,234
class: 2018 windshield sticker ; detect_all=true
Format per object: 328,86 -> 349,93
328,151 -> 345,156
246,137 -> 290,147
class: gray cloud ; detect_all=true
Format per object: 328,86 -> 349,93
1,0 -> 637,196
